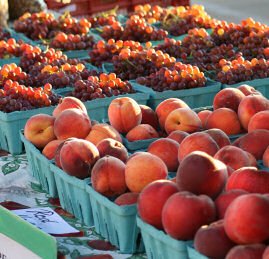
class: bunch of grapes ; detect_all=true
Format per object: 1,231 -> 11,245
112,47 -> 176,80
66,72 -> 135,101
154,38 -> 182,59
216,56 -> 269,84
0,39 -> 32,59
88,15 -> 117,28
0,80 -> 61,113
14,12 -> 91,40
49,32 -> 95,51
101,16 -> 168,42
89,39 -> 143,68
0,28 -> 11,41
136,62 -> 206,91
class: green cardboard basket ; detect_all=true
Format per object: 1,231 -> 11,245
19,130 -> 58,198
0,106 -> 55,154
50,163 -> 94,226
85,184 -> 144,253
136,216 -> 189,259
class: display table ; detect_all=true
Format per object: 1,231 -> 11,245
0,153 -> 146,259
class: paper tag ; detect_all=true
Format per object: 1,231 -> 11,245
12,207 -> 79,235
0,233 -> 42,259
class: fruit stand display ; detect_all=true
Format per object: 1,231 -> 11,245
0,2 -> 269,259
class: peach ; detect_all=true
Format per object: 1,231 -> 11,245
178,132 -> 219,163
137,180 -> 180,229
215,189 -> 249,219
224,193 -> 269,244
85,123 -> 122,146
54,108 -> 91,140
91,156 -> 126,197
248,110 -> 269,132
245,151 -> 257,167
96,138 -> 128,163
53,96 -> 87,118
166,130 -> 189,144
263,247 -> 269,259
54,138 -> 76,168
42,139 -> 63,160
125,153 -> 168,192
238,94 -> 269,130
148,138 -> 180,172
237,84 -> 262,96
237,129 -> 269,159
60,139 -> 99,179
204,128 -> 231,149
197,110 -> 212,129
205,108 -> 242,136
263,146 -> 269,168
139,104 -> 159,130
213,88 -> 245,112
108,97 -> 142,134
162,191 -> 216,240
226,244 -> 266,259
214,145 -> 250,170
24,114 -> 56,148
194,220 -> 235,259
126,124 -> 159,142
155,98 -> 190,129
226,167 -> 269,194
114,192 -> 140,206
164,108 -> 202,134
177,151 -> 228,198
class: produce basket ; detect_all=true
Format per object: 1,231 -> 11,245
136,216 -> 189,259
19,130 -> 58,198
50,163 -> 94,226
130,78 -> 222,110
122,135 -> 159,152
85,184 -> 144,253
0,106 -> 55,155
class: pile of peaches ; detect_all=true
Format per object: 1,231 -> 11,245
23,82 -> 269,259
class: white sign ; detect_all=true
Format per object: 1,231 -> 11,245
12,207 -> 79,235
0,233 -> 42,259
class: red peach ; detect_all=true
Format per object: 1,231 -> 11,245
148,138 -> 180,172
177,151 -> 228,198
155,98 -> 190,129
164,108 -> 202,134
263,146 -> 269,168
42,139 -> 63,160
226,244 -> 266,259
178,132 -> 219,163
238,129 -> 269,160
24,114 -> 56,148
85,123 -> 122,146
226,167 -> 269,194
213,88 -> 245,112
60,139 -> 99,179
91,156 -> 126,197
214,145 -> 250,170
224,194 -> 269,244
96,138 -> 128,163
54,138 -> 76,168
204,128 -> 231,149
137,180 -> 180,229
194,220 -> 235,259
108,97 -> 142,134
197,110 -> 212,129
125,153 -> 168,192
167,130 -> 189,144
53,96 -> 87,118
54,108 -> 91,140
206,108 -> 242,136
215,189 -> 249,219
248,110 -> 269,132
139,104 -> 159,130
114,192 -> 140,206
126,124 -> 159,142
237,84 -> 262,96
162,191 -> 216,240
245,151 -> 257,167
238,94 -> 269,130
263,247 -> 269,259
